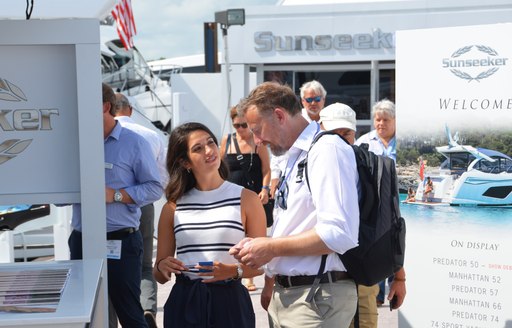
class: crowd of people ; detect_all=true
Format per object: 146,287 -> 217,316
80,81 -> 407,328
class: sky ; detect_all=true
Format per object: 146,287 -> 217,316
131,0 -> 277,61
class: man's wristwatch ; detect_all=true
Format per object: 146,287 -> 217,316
113,189 -> 123,203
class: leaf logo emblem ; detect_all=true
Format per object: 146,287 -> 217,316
0,78 -> 27,102
0,139 -> 33,165
447,45 -> 502,82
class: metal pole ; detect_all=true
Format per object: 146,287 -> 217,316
221,26 -> 232,137
223,26 -> 231,110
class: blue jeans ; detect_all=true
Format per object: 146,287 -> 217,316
140,204 -> 157,314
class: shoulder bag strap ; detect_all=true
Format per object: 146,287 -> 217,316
225,133 -> 232,155
232,133 -> 243,159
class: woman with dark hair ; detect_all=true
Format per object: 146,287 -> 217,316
153,122 -> 266,328
220,106 -> 271,291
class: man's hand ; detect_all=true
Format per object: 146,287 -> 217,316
388,279 -> 406,309
261,276 -> 274,311
229,237 -> 275,269
229,237 -> 253,260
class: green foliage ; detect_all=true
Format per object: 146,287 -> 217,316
423,153 -> 442,167
399,130 -> 512,166
397,148 -> 420,166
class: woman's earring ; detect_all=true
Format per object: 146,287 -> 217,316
187,168 -> 191,173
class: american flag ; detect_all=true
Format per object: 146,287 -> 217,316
111,0 -> 137,50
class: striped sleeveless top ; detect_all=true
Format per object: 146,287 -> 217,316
174,181 -> 245,280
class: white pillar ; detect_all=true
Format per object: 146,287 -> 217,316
53,205 -> 72,260
0,231 -> 14,263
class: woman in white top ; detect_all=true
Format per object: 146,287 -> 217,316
153,122 -> 266,328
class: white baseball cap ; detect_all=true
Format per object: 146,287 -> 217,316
319,102 -> 357,132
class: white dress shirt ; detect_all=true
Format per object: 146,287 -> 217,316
266,121 -> 360,276
116,116 -> 169,186
355,130 -> 396,162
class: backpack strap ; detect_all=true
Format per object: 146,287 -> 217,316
301,131 -> 350,303
390,161 -> 405,256
377,154 -> 384,207
298,130 -> 350,191
305,254 -> 328,302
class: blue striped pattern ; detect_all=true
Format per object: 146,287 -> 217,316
173,182 -> 245,277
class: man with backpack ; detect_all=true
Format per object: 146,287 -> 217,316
355,99 -> 406,312
320,102 -> 407,328
230,82 -> 360,328
319,102 -> 379,328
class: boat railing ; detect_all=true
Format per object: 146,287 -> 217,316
102,61 -> 155,92
148,64 -> 183,85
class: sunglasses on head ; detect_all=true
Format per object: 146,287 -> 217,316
275,175 -> 289,210
233,123 -> 248,129
304,96 -> 322,103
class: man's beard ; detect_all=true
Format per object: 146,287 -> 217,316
269,144 -> 287,157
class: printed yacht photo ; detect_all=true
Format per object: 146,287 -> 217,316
414,127 -> 512,206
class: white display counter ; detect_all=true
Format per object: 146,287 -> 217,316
0,259 -> 104,328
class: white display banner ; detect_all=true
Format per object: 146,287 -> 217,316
396,23 -> 512,327
0,19 -> 104,205
0,45 -> 80,196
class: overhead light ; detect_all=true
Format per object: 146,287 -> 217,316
214,9 -> 245,27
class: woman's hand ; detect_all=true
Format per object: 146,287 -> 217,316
156,257 -> 186,281
199,261 -> 238,283
258,190 -> 269,205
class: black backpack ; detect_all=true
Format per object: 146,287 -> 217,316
298,130 -> 406,290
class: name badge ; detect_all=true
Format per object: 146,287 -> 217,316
105,162 -> 113,169
106,240 -> 122,259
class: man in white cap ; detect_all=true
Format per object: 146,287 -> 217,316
319,102 -> 357,144
320,102 -> 380,328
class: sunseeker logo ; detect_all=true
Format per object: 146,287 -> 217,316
254,29 -> 394,52
442,45 -> 508,82
0,78 -> 59,165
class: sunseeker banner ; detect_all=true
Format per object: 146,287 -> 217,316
0,19 -> 102,205
0,46 -> 80,200
396,24 -> 512,327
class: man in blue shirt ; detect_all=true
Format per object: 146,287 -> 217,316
68,83 -> 163,327
355,99 -> 406,313
114,93 -> 167,328
355,99 -> 396,162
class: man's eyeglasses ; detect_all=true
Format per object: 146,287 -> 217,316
275,175 -> 289,210
304,96 -> 322,103
233,123 -> 248,129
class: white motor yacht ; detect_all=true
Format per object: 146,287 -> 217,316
100,22 -> 177,133
415,127 -> 512,206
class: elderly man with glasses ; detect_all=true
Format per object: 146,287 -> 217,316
300,80 -> 327,123
230,82 -> 359,328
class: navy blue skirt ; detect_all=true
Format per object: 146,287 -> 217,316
163,275 -> 255,328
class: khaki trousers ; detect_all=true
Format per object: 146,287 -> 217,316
268,279 -> 357,328
350,284 -> 379,328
